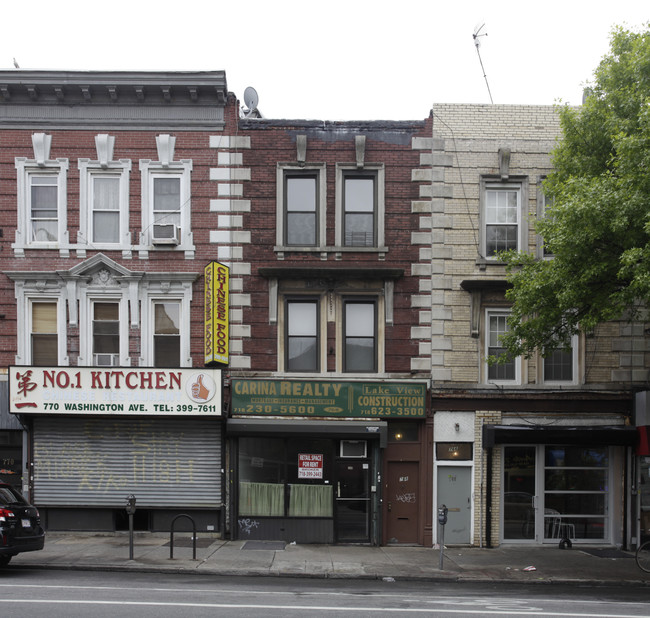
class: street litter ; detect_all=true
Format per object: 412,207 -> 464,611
523,566 -> 537,571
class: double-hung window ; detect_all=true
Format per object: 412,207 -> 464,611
335,164 -> 385,252
31,302 -> 59,366
15,157 -> 69,255
286,299 -> 319,372
343,175 -> 376,247
344,300 -> 377,373
153,176 -> 181,237
285,174 -> 318,246
482,180 -> 526,259
543,336 -> 578,384
276,164 -> 326,252
486,309 -> 519,383
92,302 -> 120,366
140,137 -> 193,255
153,301 -> 181,367
79,156 -> 131,253
30,175 -> 59,242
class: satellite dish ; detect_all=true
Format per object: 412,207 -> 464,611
243,86 -> 259,115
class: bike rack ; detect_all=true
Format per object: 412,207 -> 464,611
169,514 -> 197,560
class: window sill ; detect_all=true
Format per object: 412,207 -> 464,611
274,245 -> 388,260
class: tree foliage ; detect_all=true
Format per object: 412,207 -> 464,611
498,25 -> 650,360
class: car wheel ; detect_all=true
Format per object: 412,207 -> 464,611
0,555 -> 11,567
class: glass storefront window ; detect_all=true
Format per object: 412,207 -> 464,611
544,445 -> 609,540
238,437 -> 334,518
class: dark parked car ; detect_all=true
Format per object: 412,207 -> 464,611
0,483 -> 45,566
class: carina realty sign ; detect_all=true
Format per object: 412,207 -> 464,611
9,366 -> 222,416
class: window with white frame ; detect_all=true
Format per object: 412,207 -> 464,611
482,181 -> 524,258
78,159 -> 131,250
335,164 -> 385,250
30,301 -> 59,366
91,302 -> 121,366
485,309 -> 519,383
276,164 -> 326,251
139,137 -> 193,253
14,158 -> 69,254
344,299 -> 377,373
286,298 -> 320,372
152,301 -> 181,367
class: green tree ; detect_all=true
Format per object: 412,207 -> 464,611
498,25 -> 650,361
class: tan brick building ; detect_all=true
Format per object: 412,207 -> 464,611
426,104 -> 645,549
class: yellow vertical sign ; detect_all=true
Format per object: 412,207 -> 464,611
204,261 -> 229,366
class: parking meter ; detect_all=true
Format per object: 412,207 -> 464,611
125,495 -> 136,559
438,504 -> 448,525
126,494 -> 136,515
438,504 -> 448,569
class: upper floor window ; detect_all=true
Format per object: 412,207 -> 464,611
92,302 -> 120,366
542,336 -> 579,384
276,164 -> 326,252
286,299 -> 320,372
31,302 -> 59,366
30,175 -> 59,242
344,300 -> 377,373
485,309 -> 520,383
343,175 -> 376,247
481,179 -> 527,260
139,135 -> 193,256
153,301 -> 181,367
15,155 -> 69,256
335,164 -> 385,251
78,144 -> 131,252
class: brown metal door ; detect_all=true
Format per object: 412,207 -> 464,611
385,461 -> 419,544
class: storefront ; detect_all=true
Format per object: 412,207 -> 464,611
484,422 -> 636,546
9,366 -> 224,532
0,381 -> 25,493
228,378 -> 428,545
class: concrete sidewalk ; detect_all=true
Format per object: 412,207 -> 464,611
8,532 -> 650,586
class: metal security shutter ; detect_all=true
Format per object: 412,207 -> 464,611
33,417 -> 222,507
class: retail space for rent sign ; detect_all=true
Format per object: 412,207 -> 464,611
298,454 -> 324,479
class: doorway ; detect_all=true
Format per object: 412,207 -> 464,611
436,466 -> 471,544
335,459 -> 370,542
385,461 -> 419,544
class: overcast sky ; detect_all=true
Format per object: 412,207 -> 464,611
2,1 -> 647,121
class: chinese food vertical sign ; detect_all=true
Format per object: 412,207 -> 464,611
204,261 -> 229,366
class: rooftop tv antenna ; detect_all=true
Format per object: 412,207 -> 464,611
473,22 -> 494,104
242,86 -> 260,118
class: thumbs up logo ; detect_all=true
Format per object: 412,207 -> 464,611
186,372 -> 217,403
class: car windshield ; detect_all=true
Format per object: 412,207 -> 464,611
0,486 -> 28,506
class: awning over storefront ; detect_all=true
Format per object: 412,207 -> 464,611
482,424 -> 637,448
227,418 -> 387,448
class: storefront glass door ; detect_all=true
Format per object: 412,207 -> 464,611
503,445 -> 611,544
335,460 -> 370,542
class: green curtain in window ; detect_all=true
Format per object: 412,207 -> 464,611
239,481 -> 284,516
289,484 -> 333,517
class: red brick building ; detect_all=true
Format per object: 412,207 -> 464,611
0,70 -> 236,532
224,116 -> 436,544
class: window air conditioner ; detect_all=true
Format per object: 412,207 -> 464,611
152,224 -> 181,245
94,353 -> 119,367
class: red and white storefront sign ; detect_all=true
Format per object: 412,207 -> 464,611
298,453 -> 323,479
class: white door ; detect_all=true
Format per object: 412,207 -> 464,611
436,466 -> 471,544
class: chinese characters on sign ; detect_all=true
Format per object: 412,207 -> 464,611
9,367 -> 222,416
